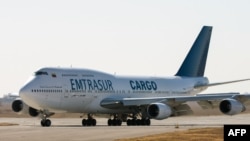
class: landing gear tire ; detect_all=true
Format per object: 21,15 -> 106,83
126,119 -> 150,126
107,119 -> 122,126
107,114 -> 122,126
145,119 -> 150,126
41,119 -> 51,127
108,119 -> 112,126
82,118 -> 96,126
82,114 -> 97,126
91,119 -> 97,126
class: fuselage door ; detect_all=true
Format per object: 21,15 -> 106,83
63,84 -> 70,98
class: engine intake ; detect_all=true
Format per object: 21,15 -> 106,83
147,103 -> 172,120
219,98 -> 245,115
12,99 -> 23,112
12,99 -> 39,117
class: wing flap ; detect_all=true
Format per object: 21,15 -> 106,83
173,104 -> 194,116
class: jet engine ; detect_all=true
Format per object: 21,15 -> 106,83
12,99 -> 39,117
147,103 -> 172,120
219,98 -> 245,115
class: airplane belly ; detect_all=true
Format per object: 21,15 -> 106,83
60,93 -> 98,112
59,94 -> 130,113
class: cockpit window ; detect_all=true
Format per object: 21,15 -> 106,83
35,71 -> 48,76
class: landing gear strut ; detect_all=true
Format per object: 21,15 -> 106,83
82,114 -> 96,126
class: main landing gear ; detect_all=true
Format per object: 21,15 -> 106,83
106,114 -> 151,126
107,114 -> 122,126
126,118 -> 150,126
82,114 -> 96,126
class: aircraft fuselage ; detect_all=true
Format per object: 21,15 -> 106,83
20,67 -> 209,114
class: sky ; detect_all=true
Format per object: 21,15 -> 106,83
0,0 -> 250,97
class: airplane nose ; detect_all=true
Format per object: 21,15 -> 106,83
17,76 -> 41,109
18,82 -> 40,109
19,76 -> 36,100
19,84 -> 30,100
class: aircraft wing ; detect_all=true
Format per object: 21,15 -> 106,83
100,92 -> 250,109
100,78 -> 250,109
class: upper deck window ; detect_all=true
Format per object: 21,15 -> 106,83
52,73 -> 57,78
35,71 -> 48,76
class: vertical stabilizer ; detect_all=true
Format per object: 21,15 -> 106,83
175,26 -> 212,77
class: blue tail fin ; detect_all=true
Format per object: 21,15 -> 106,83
175,26 -> 212,77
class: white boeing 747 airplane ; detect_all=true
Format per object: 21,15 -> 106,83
12,26 -> 250,127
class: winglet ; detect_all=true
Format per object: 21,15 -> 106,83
175,26 -> 213,77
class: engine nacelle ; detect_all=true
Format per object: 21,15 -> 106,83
219,98 -> 245,115
12,99 -> 39,117
147,103 -> 172,120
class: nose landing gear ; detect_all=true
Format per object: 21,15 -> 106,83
40,110 -> 54,127
41,119 -> 51,127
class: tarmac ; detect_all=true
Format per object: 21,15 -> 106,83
0,113 -> 250,141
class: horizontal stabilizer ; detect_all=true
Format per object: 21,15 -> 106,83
194,78 -> 250,89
